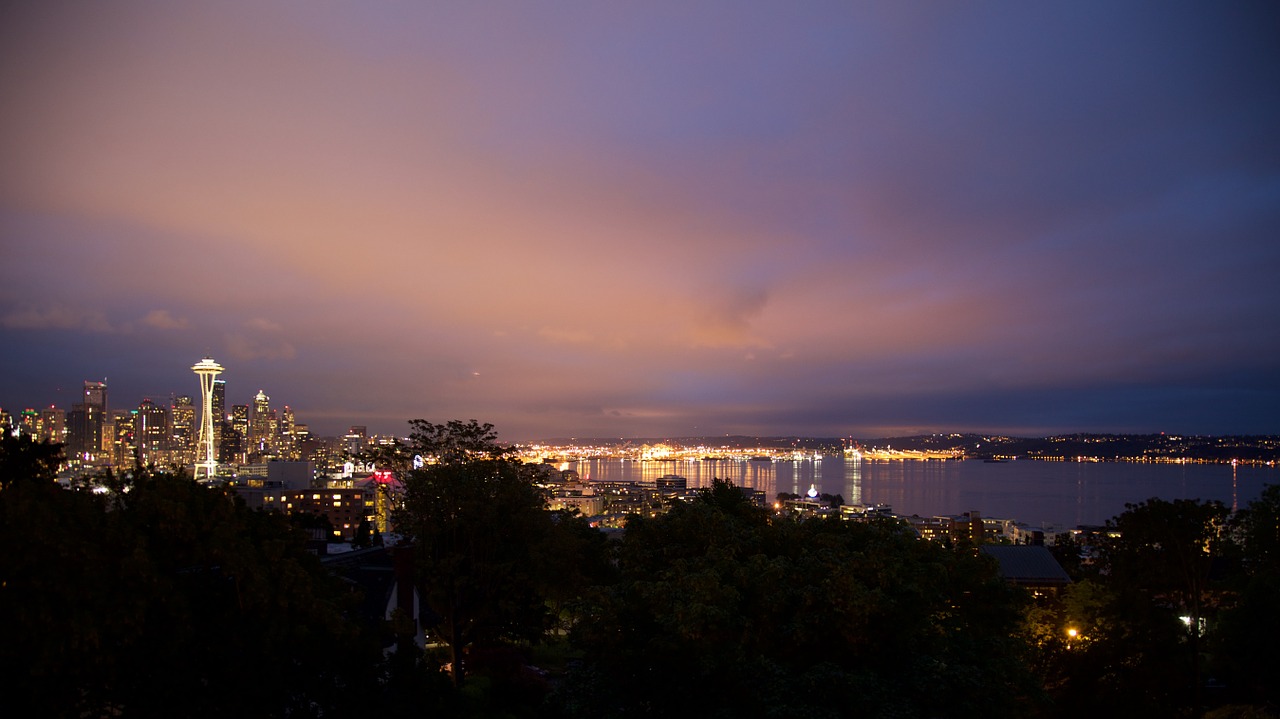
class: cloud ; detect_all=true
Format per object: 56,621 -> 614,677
2,305 -> 192,334
244,317 -> 283,332
686,286 -> 773,348
1,305 -> 114,332
225,317 -> 294,360
537,327 -> 594,346
139,309 -> 188,330
0,3 -> 1276,438
225,334 -> 296,361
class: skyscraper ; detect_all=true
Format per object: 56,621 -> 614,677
109,409 -> 134,467
136,399 -> 168,465
67,380 -> 108,463
229,403 -> 249,463
18,409 -> 39,438
39,406 -> 65,444
212,378 -> 226,462
251,390 -> 272,455
171,395 -> 195,464
82,380 -> 107,413
192,358 -> 224,480
279,405 -> 298,459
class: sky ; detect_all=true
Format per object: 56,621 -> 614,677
2,1 -> 1279,441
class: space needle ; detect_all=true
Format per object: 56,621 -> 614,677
192,356 -> 224,481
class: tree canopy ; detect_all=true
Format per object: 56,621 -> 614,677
1023,494 -> 1280,716
390,419 -> 606,691
9,428 -> 1280,717
558,479 -> 1038,718
0,444 -> 387,718
0,433 -> 63,488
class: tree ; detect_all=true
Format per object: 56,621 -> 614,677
357,418 -> 512,485
1028,497 -> 1237,716
352,516 -> 373,549
402,418 -> 512,464
0,434 -> 63,489
561,478 -> 1037,718
1103,498 -> 1230,622
392,420 -> 568,688
1021,577 -> 1124,714
1211,484 -> 1280,706
1101,497 -> 1231,709
1046,530 -> 1087,578
0,443 -> 387,717
1231,483 -> 1280,575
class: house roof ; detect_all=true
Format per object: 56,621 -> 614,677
980,545 -> 1072,586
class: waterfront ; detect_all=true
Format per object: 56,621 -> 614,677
566,456 -> 1278,529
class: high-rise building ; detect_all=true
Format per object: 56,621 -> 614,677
251,390 -> 272,454
39,406 -> 65,444
212,381 -> 225,412
84,380 -> 107,413
170,395 -> 195,464
343,425 -> 369,455
279,405 -> 298,459
67,380 -> 108,463
136,399 -> 168,465
212,378 -> 226,456
18,409 -> 39,438
229,403 -> 250,463
110,409 -> 135,467
192,358 -> 224,480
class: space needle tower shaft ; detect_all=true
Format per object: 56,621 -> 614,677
192,357 -> 224,480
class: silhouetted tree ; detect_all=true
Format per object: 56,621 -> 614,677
392,420 -> 586,690
0,434 -> 63,488
1211,484 -> 1280,707
1102,497 -> 1231,709
1027,497 -> 1238,716
0,442 -> 387,718
560,479 -> 1037,718
1047,530 -> 1087,578
353,516 -> 373,548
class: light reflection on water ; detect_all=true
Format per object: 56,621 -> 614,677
566,457 -> 1277,528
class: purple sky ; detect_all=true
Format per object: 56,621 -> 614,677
2,1 -> 1278,441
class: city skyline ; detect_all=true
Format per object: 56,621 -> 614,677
4,355 -> 1278,444
2,2 -> 1278,441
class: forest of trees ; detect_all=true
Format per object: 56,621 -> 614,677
2,424 -> 1278,718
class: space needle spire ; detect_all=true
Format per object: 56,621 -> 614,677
192,356 -> 224,480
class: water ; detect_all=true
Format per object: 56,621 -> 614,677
566,457 -> 1278,529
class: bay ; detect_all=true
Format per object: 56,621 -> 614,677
565,456 -> 1278,529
